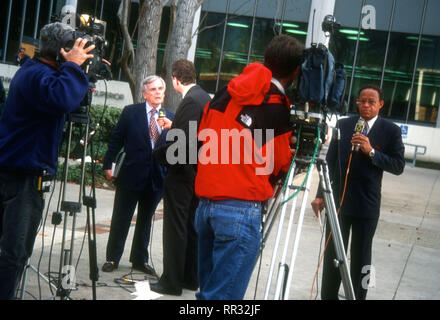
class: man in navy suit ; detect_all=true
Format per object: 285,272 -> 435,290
151,59 -> 211,295
102,75 -> 173,275
312,84 -> 405,300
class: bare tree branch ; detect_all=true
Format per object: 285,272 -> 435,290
117,0 -> 136,99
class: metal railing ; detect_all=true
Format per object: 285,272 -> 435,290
404,142 -> 427,167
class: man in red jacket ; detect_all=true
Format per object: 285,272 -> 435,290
194,34 -> 303,300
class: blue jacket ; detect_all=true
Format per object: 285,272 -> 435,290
324,116 -> 405,219
103,103 -> 174,192
0,58 -> 89,176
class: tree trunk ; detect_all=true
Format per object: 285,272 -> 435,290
163,0 -> 203,113
134,0 -> 167,103
117,0 -> 136,100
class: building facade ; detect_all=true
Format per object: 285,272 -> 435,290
1,0 -> 439,162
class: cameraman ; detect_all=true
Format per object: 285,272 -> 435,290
194,34 -> 303,300
0,22 -> 94,300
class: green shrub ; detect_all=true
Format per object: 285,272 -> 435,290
56,162 -> 107,188
57,104 -> 122,186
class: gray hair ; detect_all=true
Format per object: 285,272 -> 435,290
39,22 -> 74,60
142,75 -> 166,93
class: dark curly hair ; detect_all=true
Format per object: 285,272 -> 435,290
172,59 -> 196,85
264,34 -> 304,79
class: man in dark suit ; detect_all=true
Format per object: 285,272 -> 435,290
102,75 -> 173,275
151,59 -> 211,295
312,84 -> 405,300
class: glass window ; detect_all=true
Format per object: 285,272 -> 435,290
332,0 -> 440,125
333,0 -> 392,114
195,0 -> 309,94
194,10 -> 228,93
383,0 -> 425,123
406,0 -> 440,125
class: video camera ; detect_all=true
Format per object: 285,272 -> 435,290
58,13 -> 112,82
289,15 -> 346,164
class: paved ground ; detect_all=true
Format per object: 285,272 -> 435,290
17,163 -> 440,302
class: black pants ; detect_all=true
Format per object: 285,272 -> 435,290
105,184 -> 162,266
321,214 -> 378,300
159,168 -> 198,291
0,173 -> 44,300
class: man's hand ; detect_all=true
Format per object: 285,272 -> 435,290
157,117 -> 172,130
311,197 -> 325,218
60,37 -> 95,67
351,133 -> 373,154
104,169 -> 115,182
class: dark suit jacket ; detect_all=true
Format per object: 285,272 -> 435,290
103,103 -> 174,192
154,85 -> 211,180
323,116 -> 405,219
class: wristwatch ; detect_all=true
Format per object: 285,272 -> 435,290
369,148 -> 375,159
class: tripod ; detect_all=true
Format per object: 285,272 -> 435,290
260,153 -> 355,300
16,100 -> 99,300
55,87 -> 99,300
16,195 -> 58,300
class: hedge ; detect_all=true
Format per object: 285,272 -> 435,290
56,104 -> 123,187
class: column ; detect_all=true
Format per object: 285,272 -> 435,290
305,0 -> 336,48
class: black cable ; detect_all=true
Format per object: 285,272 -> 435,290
314,216 -> 327,300
36,179 -> 57,299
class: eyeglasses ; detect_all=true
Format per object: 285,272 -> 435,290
356,99 -> 379,106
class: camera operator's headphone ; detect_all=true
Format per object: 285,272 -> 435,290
57,31 -> 76,64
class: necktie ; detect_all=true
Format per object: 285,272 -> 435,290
149,108 -> 160,145
362,122 -> 369,135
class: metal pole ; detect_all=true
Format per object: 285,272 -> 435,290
278,0 -> 287,35
19,0 -> 28,49
380,0 -> 396,89
347,0 -> 366,109
246,0 -> 258,65
405,0 -> 428,123
48,0 -> 54,24
33,0 -> 41,39
2,0 -> 13,62
100,0 -> 105,20
215,0 -> 230,92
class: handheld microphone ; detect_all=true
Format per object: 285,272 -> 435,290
158,109 -> 165,129
352,118 -> 365,152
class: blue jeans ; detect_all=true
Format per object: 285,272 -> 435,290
195,198 -> 262,300
0,172 -> 44,300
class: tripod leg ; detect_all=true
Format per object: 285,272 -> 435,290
17,259 -> 30,300
263,162 -> 296,300
273,180 -> 301,300
318,161 -> 355,300
283,162 -> 315,299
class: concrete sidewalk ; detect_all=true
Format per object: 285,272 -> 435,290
19,164 -> 440,301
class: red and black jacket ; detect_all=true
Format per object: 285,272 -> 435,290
195,63 -> 293,201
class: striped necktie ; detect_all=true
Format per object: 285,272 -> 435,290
362,121 -> 369,135
149,108 -> 160,145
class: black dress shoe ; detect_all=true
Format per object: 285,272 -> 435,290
150,282 -> 182,296
102,261 -> 118,272
132,263 -> 157,277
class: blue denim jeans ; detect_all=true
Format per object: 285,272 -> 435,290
0,172 -> 44,300
195,198 -> 262,300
